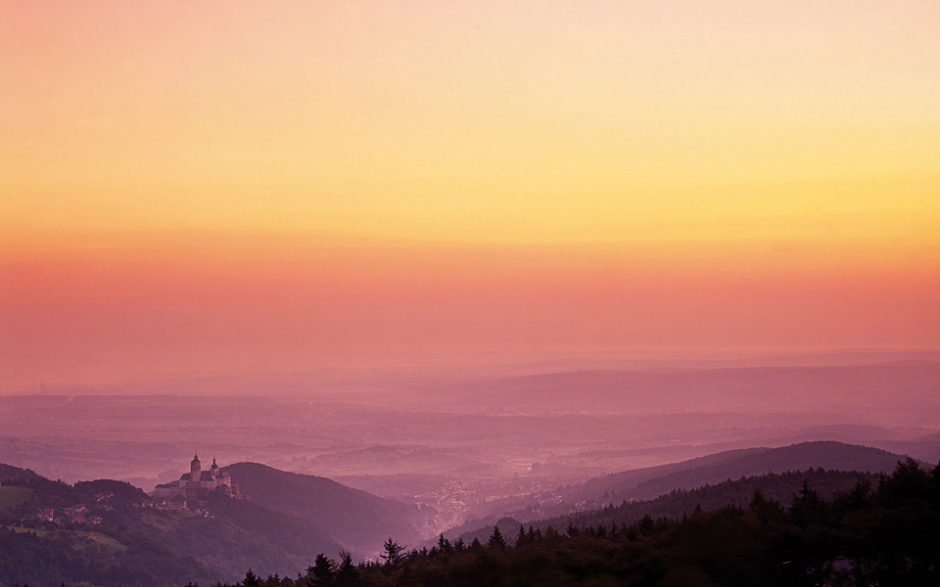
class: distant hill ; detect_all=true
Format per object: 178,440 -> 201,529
548,468 -> 882,534
224,462 -> 431,555
434,362 -> 940,414
569,441 -> 910,505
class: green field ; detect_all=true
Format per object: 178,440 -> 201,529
4,525 -> 49,537
4,525 -> 127,552
71,531 -> 128,553
0,486 -> 33,509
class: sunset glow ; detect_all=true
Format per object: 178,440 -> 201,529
2,1 -> 939,386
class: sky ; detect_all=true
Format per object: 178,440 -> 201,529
2,1 -> 939,387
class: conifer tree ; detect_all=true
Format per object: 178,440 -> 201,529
335,551 -> 358,587
308,553 -> 335,585
242,568 -> 261,587
487,525 -> 507,549
436,533 -> 452,554
515,525 -> 527,548
380,537 -> 405,568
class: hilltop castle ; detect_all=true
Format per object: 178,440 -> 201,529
153,454 -> 242,500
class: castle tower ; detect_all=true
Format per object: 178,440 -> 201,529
210,457 -> 220,479
190,454 -> 201,480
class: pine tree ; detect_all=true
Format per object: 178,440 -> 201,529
437,533 -> 452,555
335,551 -> 358,587
242,569 -> 261,587
380,537 -> 405,568
487,526 -> 507,550
514,525 -> 527,548
308,553 -> 335,585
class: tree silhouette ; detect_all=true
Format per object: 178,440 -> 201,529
335,551 -> 358,587
487,525 -> 507,549
380,537 -> 404,568
307,553 -> 335,585
436,533 -> 452,555
241,568 -> 261,587
514,525 -> 527,548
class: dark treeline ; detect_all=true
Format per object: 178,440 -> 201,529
197,459 -> 940,587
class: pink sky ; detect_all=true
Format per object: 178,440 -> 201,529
2,2 -> 939,387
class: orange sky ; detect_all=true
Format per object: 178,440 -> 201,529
2,1 -> 939,386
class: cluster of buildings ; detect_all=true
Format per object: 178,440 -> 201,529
35,493 -> 112,525
151,454 -> 243,505
152,454 -> 242,500
31,455 -> 243,524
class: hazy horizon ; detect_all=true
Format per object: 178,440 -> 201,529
3,346 -> 939,395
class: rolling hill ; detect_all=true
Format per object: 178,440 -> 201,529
568,440 -> 910,505
224,462 -> 432,555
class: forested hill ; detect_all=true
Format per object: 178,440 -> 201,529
224,462 -> 432,555
446,441 -> 912,533
0,468 -> 346,586
450,468 -> 880,548
0,461 -> 434,587
0,463 -> 41,484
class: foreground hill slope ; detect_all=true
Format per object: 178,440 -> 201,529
1,474 -> 220,586
0,470 -> 345,586
225,462 -> 430,555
